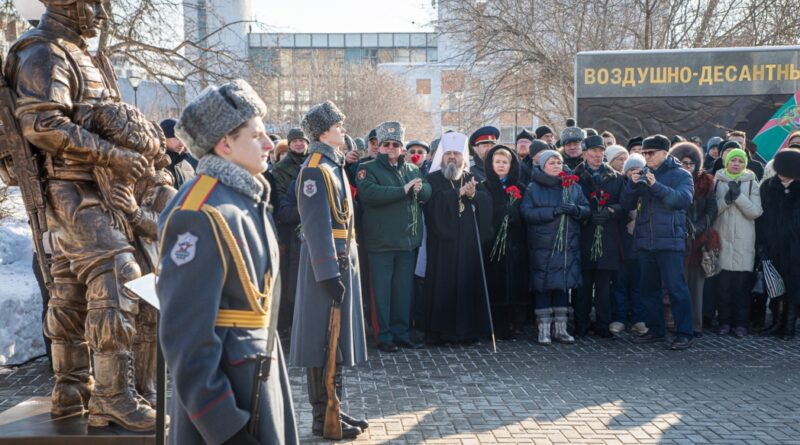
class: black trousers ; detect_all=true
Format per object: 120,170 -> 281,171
576,269 -> 613,334
717,270 -> 753,328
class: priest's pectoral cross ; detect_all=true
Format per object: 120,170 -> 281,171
458,199 -> 465,217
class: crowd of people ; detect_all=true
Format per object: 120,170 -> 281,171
158,108 -> 800,354
147,84 -> 800,443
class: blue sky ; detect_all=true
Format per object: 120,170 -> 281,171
254,0 -> 436,33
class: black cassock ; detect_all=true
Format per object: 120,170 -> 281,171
422,170 -> 493,343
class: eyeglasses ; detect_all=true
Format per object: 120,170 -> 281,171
641,151 -> 659,157
681,161 -> 696,167
408,149 -> 426,155
381,142 -> 402,148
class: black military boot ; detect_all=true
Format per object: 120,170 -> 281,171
335,368 -> 368,430
307,367 -> 361,439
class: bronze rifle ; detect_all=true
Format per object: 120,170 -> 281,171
0,57 -> 52,289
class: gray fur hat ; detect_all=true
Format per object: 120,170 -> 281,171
302,101 -> 346,141
176,79 -> 266,159
560,126 -> 585,145
376,121 -> 404,145
623,153 -> 646,173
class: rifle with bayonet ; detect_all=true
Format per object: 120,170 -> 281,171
0,56 -> 52,289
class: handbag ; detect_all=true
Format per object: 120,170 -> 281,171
762,259 -> 786,300
701,245 -> 722,277
699,226 -> 722,278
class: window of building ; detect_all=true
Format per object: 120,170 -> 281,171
377,49 -> 395,64
312,34 -> 328,48
282,90 -> 295,102
416,79 -> 431,95
410,33 -> 426,47
442,70 -> 465,94
410,49 -> 426,63
295,34 -> 311,47
396,48 -> 409,63
297,90 -> 310,102
364,48 -> 378,65
417,94 -> 431,111
362,33 -> 378,46
345,34 -> 361,47
329,34 -> 344,47
394,33 -> 410,46
378,33 -> 393,47
427,48 -> 438,62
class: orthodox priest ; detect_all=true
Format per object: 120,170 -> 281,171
422,132 -> 493,345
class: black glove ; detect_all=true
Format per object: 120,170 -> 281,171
223,427 -> 260,445
591,209 -> 610,225
321,277 -> 346,304
728,181 -> 741,201
557,203 -> 579,217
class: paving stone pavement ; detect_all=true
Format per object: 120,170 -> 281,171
2,331 -> 799,444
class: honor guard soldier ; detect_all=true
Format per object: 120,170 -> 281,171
157,80 -> 299,445
289,101 -> 369,439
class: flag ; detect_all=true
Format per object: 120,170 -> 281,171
753,90 -> 800,161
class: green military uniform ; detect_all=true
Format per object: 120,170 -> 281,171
356,122 -> 431,347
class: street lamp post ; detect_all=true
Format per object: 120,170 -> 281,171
128,73 -> 142,108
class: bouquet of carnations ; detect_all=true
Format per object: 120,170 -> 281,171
589,190 -> 611,261
553,172 -> 580,253
490,185 -> 523,261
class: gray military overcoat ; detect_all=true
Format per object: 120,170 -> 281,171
157,155 -> 299,445
289,142 -> 368,368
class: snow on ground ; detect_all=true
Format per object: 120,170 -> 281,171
0,187 -> 46,366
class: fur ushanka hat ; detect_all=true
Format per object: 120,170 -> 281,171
176,79 -> 266,159
669,142 -> 704,174
302,101 -> 346,142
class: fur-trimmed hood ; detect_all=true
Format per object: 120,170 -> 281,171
196,154 -> 270,202
669,142 -> 704,173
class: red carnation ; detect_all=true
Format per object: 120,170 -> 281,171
505,185 -> 522,200
410,154 -> 421,165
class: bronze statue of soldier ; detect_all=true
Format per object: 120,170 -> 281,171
3,0 -> 167,431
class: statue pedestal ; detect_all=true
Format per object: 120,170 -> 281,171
0,397 -> 154,444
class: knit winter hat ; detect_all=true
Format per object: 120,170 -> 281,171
705,136 -> 723,153
286,127 -> 309,144
176,79 -> 267,159
724,148 -> 748,169
538,149 -> 563,167
159,118 -> 177,139
375,121 -> 404,145
623,153 -> 646,173
535,125 -> 554,139
605,145 -> 628,164
530,140 -> 553,159
301,101 -> 346,142
516,128 -> 535,143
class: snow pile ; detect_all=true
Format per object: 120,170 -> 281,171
0,187 -> 46,365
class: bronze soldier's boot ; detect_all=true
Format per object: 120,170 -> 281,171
88,351 -> 156,431
307,367 -> 361,439
50,342 -> 94,417
133,339 -> 158,408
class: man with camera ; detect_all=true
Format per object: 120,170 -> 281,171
620,135 -> 695,350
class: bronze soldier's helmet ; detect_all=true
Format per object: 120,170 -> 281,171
39,0 -> 108,38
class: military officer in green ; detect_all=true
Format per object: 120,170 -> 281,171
356,121 -> 431,352
289,101 -> 368,439
157,80 -> 298,444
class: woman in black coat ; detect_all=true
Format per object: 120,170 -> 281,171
573,141 -> 626,338
520,150 -> 590,344
481,145 -> 529,340
757,149 -> 800,340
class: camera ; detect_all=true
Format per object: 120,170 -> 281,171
637,166 -> 650,183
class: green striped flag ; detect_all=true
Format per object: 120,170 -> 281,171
753,90 -> 800,161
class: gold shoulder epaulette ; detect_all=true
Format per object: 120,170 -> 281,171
180,175 -> 218,211
307,152 -> 323,168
